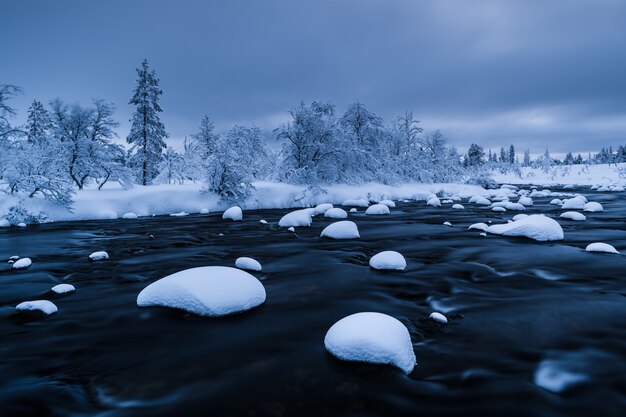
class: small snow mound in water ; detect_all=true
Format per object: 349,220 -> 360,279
342,199 -> 369,208
122,212 -> 138,219
259,219 -> 267,224
443,221 -> 452,227
51,284 -> 75,294
324,312 -> 416,374
518,196 -> 533,206
16,300 -> 57,315
365,204 -> 390,215
451,204 -> 464,209
0,219 -> 10,227
89,251 -> 109,261
200,208 -> 210,214
550,199 -> 563,205
480,232 -> 487,237
560,211 -> 586,221
512,214 -> 528,221
492,202 -> 525,211
287,227 -> 295,232
12,258 -> 32,270
500,184 -> 518,191
223,206 -> 243,221
583,202 -> 603,212
534,360 -> 587,393
17,222 -> 27,228
324,208 -> 348,219
492,206 -> 506,212
314,203 -> 333,215
468,223 -> 488,231
561,197 -> 585,210
585,242 -> 619,254
430,312 -> 448,323
610,185 -> 625,192
562,184 -> 575,190
369,251 -> 406,271
474,197 -> 491,205
321,221 -> 360,239
235,257 -> 262,272
427,197 -> 441,207
487,214 -> 564,241
279,209 -> 312,227
349,208 -> 357,213
379,199 -> 396,208
137,266 -> 266,317
170,211 -> 189,217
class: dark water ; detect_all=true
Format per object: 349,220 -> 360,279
1,188 -> 625,417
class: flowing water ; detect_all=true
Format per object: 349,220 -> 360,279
1,188 -> 625,417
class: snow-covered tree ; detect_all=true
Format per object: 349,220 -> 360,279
466,144 -> 485,166
508,144 -> 515,164
523,149 -> 531,167
26,100 -> 52,145
126,59 -> 168,185
563,151 -> 574,165
156,148 -> 186,184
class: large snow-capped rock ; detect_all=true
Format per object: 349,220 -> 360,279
324,312 -> 416,374
369,251 -> 407,271
426,197 -> 441,207
314,203 -> 334,215
452,204 -> 464,210
561,197 -> 586,210
486,215 -> 564,241
122,212 -> 138,219
365,204 -> 390,215
491,201 -> 525,211
137,266 -> 266,317
378,199 -> 396,208
279,209 -> 313,227
324,208 -> 348,219
222,206 -> 243,221
585,242 -> 619,254
51,283 -> 75,294
320,221 -> 360,239
88,251 -> 109,261
550,198 -> 563,205
492,207 -> 506,212
235,257 -> 262,272
16,300 -> 57,315
342,199 -> 370,208
560,211 -> 586,221
518,196 -> 533,206
12,258 -> 32,270
474,197 -> 491,205
583,202 -> 603,212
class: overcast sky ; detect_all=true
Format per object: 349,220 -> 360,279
2,0 -> 625,155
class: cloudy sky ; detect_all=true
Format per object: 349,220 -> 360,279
2,0 -> 625,155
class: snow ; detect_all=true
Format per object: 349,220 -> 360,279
122,212 -> 138,219
583,202 -> 603,212
324,312 -> 416,374
200,208 -> 210,214
561,197 -> 586,210
137,266 -> 266,317
324,208 -> 348,219
369,251 -> 406,271
279,209 -> 313,227
585,242 -> 619,254
365,204 -> 390,215
0,219 -> 9,227
89,251 -> 109,261
51,284 -> 75,294
342,199 -> 370,207
349,208 -> 357,213
492,163 -> 626,187
169,211 -> 189,217
12,258 -> 32,270
314,203 -> 334,215
287,227 -> 295,232
443,221 -> 452,227
518,196 -> 533,206
379,199 -> 396,208
235,257 -> 262,272
427,197 -> 441,207
480,232 -> 487,237
486,215 -> 564,241
491,201 -> 525,211
512,214 -> 528,221
15,300 -> 57,315
492,207 -> 506,212
468,222 -> 488,231
560,211 -> 586,221
473,197 -> 491,205
17,222 -> 27,228
550,199 -> 563,205
451,204 -> 464,209
259,219 -> 268,224
222,206 -> 243,221
320,221 -> 360,239
430,312 -> 448,323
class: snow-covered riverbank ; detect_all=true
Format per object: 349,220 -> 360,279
492,163 -> 626,186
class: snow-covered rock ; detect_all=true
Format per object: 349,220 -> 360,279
122,212 -> 138,219
314,203 -> 334,215
561,197 -> 586,210
585,242 -> 619,254
562,184 -> 575,190
486,215 -> 564,241
170,211 -> 189,217
491,201 -> 525,211
512,214 -> 528,221
320,221 -> 360,239
369,251 -> 406,271
427,197 -> 441,207
379,199 -> 396,208
222,206 -> 243,221
16,300 -> 57,315
518,196 -> 533,206
12,258 -> 32,270
324,208 -> 348,219
137,266 -> 266,317
235,257 -> 262,272
259,219 -> 268,224
51,284 -> 75,294
200,208 -> 210,214
287,227 -> 295,233
430,312 -> 448,324
17,222 -> 27,228
443,221 -> 452,227
550,198 -> 563,205
324,312 -> 416,374
468,222 -> 488,231
342,199 -> 369,208
610,185 -> 625,192
0,219 -> 10,227
349,208 -> 357,213
583,202 -> 603,212
451,204 -> 464,209
279,209 -> 313,227
500,184 -> 519,191
492,207 -> 506,212
365,204 -> 390,215
88,251 -> 109,261
474,197 -> 491,205
480,232 -> 487,237
560,211 -> 586,221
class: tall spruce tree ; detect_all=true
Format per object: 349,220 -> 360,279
126,59 -> 168,185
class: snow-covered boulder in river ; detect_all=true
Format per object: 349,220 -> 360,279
170,211 -> 189,217
443,221 -> 452,227
550,199 -> 563,205
427,197 -> 441,207
585,242 -> 619,254
122,212 -> 138,219
314,203 -> 334,215
324,312 -> 416,374
365,204 -> 390,215
88,251 -> 109,261
486,215 -> 564,241
235,257 -> 262,272
200,208 -> 210,214
468,222 -> 488,231
560,211 -> 586,221
222,206 -> 243,221
379,199 -> 396,208
518,196 -> 533,206
12,258 -> 32,270
452,204 -> 464,210
430,312 -> 448,324
137,266 -> 266,317
324,208 -> 348,219
369,251 -> 406,271
492,206 -> 506,212
16,300 -> 57,315
583,202 -> 603,212
51,284 -> 75,294
561,197 -> 586,210
279,209 -> 313,227
342,199 -> 369,208
320,221 -> 360,239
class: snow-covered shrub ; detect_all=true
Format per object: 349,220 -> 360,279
2,200 -> 50,224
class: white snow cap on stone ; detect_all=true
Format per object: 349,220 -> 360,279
16,300 -> 57,315
349,208 -> 357,213
314,203 -> 334,215
200,208 -> 210,214
486,214 -> 564,241
427,197 -> 441,207
583,202 -> 603,212
585,242 -> 619,254
12,258 -> 32,270
474,197 -> 491,205
492,201 -> 525,211
468,222 -> 488,231
369,251 -> 407,271
561,197 -> 586,210
550,199 -> 563,205
279,209 -> 313,227
170,211 -> 189,217
443,221 -> 452,227
320,221 -> 360,239
378,199 -> 396,208
325,208 -> 348,219
222,206 -> 243,221
342,199 -> 370,208
89,251 -> 109,261
17,222 -> 27,228
430,312 -> 448,323
137,266 -> 266,317
452,204 -> 464,209
324,312 -> 416,374
518,196 -> 533,206
512,214 -> 528,221
365,204 -> 391,215
235,257 -> 262,272
560,211 -> 586,221
51,284 -> 75,294
122,212 -> 138,219
492,206 -> 506,212
259,219 -> 268,224
287,226 -> 295,232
